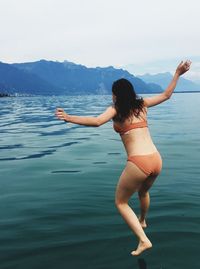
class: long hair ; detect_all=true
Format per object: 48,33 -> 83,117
112,78 -> 145,122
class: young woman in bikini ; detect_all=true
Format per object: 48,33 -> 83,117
56,60 -> 191,256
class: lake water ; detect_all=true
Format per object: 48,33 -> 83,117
0,93 -> 200,269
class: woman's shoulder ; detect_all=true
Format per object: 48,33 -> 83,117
108,105 -> 117,114
101,105 -> 117,119
143,99 -> 148,108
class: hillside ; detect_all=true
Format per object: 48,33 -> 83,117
11,60 -> 162,95
0,62 -> 61,95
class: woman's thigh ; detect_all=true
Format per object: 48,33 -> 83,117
115,161 -> 148,204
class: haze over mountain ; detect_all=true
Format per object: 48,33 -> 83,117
138,72 -> 200,92
123,56 -> 200,85
0,60 -> 163,96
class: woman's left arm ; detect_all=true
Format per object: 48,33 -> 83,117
55,106 -> 116,127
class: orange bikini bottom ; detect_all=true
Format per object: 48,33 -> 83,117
127,151 -> 162,177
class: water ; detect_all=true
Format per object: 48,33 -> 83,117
0,93 -> 200,269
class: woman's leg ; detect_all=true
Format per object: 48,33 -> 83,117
138,175 -> 158,228
115,161 -> 152,256
138,191 -> 150,228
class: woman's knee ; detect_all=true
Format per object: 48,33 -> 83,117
115,197 -> 128,209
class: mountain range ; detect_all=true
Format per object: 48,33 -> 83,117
0,60 -> 199,96
0,60 -> 162,96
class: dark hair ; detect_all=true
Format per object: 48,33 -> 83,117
112,78 -> 145,122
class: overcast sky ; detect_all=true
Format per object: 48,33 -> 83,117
0,0 -> 199,78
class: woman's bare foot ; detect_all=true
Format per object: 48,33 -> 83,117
131,238 -> 152,256
138,216 -> 147,228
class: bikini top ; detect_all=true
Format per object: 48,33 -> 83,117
113,119 -> 148,135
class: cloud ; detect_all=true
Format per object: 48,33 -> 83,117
0,0 -> 199,69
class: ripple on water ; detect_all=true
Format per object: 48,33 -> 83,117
51,170 -> 81,174
50,142 -> 79,148
0,149 -> 56,161
75,137 -> 90,140
93,162 -> 107,164
0,144 -> 24,150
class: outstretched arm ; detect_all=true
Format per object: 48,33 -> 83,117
143,60 -> 191,107
55,106 -> 116,127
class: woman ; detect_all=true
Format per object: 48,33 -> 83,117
56,60 -> 191,256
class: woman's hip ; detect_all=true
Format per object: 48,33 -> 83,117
127,151 -> 162,177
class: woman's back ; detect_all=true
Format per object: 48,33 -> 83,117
113,106 -> 157,156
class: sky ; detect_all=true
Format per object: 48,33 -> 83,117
0,0 -> 199,79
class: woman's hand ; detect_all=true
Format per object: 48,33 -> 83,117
175,60 -> 192,76
55,108 -> 69,121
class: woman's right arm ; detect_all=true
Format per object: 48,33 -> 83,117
55,106 -> 116,127
143,60 -> 191,108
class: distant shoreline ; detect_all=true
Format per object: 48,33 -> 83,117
0,93 -> 10,97
174,91 -> 200,93
1,91 -> 200,98
147,91 -> 200,94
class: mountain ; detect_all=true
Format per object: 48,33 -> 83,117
138,72 -> 200,92
11,60 -> 162,95
0,61 -> 62,95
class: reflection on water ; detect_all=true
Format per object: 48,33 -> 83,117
0,93 -> 200,269
138,258 -> 147,269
